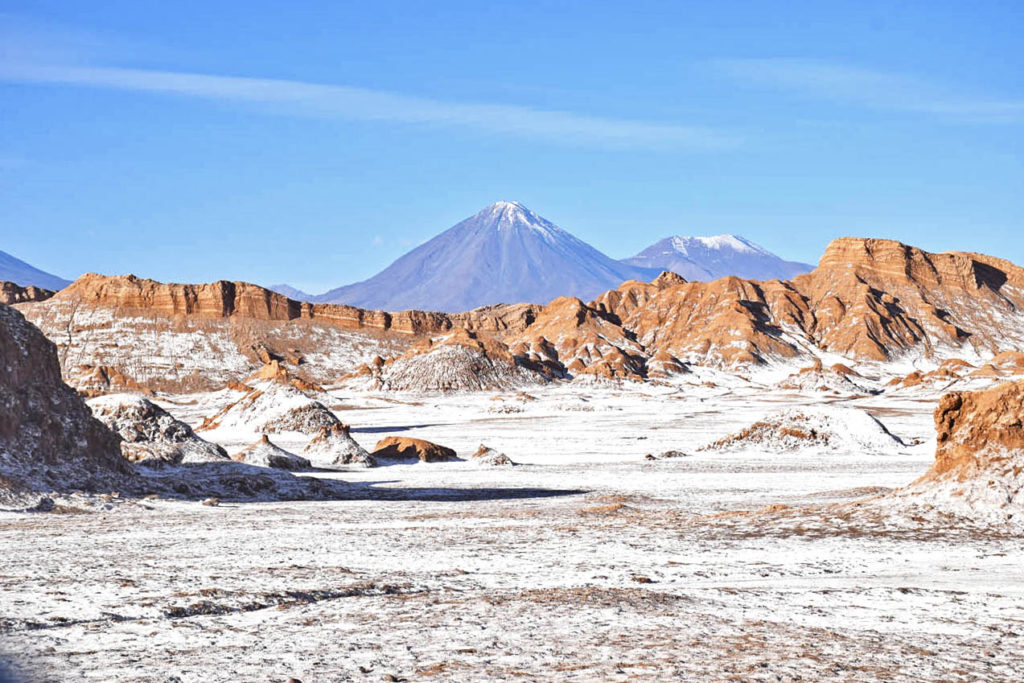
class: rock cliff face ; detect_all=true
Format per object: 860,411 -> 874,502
16,274 -> 541,393
497,237 -> 1024,379
49,274 -> 542,335
790,238 -> 1024,360
0,304 -> 132,505
931,382 -> 1024,477
14,237 -> 1024,392
897,380 -> 1024,516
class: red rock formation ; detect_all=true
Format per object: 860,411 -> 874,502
48,273 -> 542,337
372,437 -> 456,462
0,281 -> 55,305
930,382 -> 1024,476
515,296 -> 648,379
73,364 -> 155,398
899,380 -> 1024,514
14,237 -> 1024,393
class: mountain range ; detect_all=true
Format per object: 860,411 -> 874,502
0,250 -> 71,290
297,202 -> 810,311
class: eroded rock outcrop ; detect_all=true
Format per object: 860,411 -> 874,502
372,437 -> 457,462
198,380 -> 341,435
897,381 -> 1024,517
0,304 -> 133,506
346,329 -> 558,392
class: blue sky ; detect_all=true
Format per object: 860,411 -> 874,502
1,1 -> 1021,293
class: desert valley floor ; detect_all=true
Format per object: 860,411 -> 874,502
3,377 -> 1023,681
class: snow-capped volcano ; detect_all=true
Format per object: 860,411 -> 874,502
621,234 -> 813,281
314,201 -> 659,312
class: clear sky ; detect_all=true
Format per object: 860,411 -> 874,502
1,1 -> 1021,293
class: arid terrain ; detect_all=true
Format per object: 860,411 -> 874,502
3,237 -> 1024,681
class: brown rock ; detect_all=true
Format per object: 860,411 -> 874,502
931,382 -> 1024,476
900,380 -> 1024,513
372,437 -> 456,462
73,364 -> 154,398
0,304 -> 133,506
0,281 -> 55,305
15,235 -> 1024,396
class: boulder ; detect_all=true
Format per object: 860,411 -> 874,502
372,437 -> 456,463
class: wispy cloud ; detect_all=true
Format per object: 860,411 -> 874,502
0,62 -> 738,150
713,58 -> 1024,124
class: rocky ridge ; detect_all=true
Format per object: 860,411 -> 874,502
14,237 -> 1024,393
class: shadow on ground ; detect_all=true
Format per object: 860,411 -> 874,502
9,460 -> 586,510
349,424 -> 442,434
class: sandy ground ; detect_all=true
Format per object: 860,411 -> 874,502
2,382 -> 1023,681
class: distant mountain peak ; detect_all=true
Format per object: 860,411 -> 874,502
312,202 -> 659,312
622,234 -> 813,282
